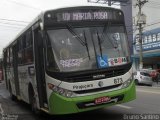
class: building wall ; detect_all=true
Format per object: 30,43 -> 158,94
132,0 -> 160,70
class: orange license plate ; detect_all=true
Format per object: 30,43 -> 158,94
95,96 -> 111,104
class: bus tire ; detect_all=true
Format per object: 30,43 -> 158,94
28,85 -> 40,114
9,82 -> 16,101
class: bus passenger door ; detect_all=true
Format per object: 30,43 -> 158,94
33,27 -> 48,108
12,43 -> 20,97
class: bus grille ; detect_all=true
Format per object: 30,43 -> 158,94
46,63 -> 132,83
65,68 -> 129,82
74,84 -> 122,94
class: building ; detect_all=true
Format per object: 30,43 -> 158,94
132,0 -> 160,71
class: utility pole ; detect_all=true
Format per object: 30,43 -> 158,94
87,0 -> 129,6
136,0 -> 148,69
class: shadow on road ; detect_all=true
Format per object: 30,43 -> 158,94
4,99 -> 123,120
35,109 -> 124,120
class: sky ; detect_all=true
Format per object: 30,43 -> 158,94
0,0 -> 119,57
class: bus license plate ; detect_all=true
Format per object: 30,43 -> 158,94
95,96 -> 111,104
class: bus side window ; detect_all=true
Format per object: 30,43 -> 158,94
3,51 -> 7,69
6,48 -> 11,67
25,31 -> 33,64
18,38 -> 23,65
18,31 -> 34,65
22,35 -> 26,64
9,47 -> 13,67
18,36 -> 26,65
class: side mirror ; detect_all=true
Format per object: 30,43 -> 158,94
40,22 -> 44,31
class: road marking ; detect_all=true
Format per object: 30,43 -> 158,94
115,104 -> 132,109
0,103 -> 4,114
137,89 -> 160,94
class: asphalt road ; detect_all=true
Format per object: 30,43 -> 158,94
0,81 -> 160,120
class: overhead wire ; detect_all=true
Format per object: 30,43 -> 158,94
0,21 -> 27,27
0,0 -> 37,31
142,1 -> 160,9
0,19 -> 26,29
132,0 -> 160,9
0,18 -> 29,23
88,0 -> 130,6
5,0 -> 42,11
0,25 -> 23,29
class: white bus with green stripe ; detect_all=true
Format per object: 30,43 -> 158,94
3,5 -> 136,114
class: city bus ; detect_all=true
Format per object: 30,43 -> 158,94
3,5 -> 136,114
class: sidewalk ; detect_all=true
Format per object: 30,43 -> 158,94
152,82 -> 160,87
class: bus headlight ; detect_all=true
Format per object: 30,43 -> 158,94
65,91 -> 74,97
48,83 -> 75,97
121,79 -> 133,89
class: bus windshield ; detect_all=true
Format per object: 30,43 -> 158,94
46,25 -> 130,72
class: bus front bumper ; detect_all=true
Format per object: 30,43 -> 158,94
48,81 -> 136,115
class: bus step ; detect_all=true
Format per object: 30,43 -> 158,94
40,108 -> 49,113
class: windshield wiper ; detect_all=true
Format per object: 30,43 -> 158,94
100,22 -> 110,43
83,30 -> 90,59
96,31 -> 103,57
66,24 -> 91,59
101,22 -> 118,49
66,24 -> 86,46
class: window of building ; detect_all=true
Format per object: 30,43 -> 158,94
157,33 -> 160,41
142,37 -> 145,44
152,34 -> 157,42
148,35 -> 152,43
144,36 -> 148,44
135,37 -> 139,45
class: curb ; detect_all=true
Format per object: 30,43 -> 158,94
152,82 -> 160,87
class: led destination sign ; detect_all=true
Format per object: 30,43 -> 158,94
45,8 -> 123,23
56,10 -> 123,22
57,11 -> 109,21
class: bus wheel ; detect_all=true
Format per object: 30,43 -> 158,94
9,83 -> 16,101
10,92 -> 16,101
29,89 -> 39,114
10,94 -> 16,101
